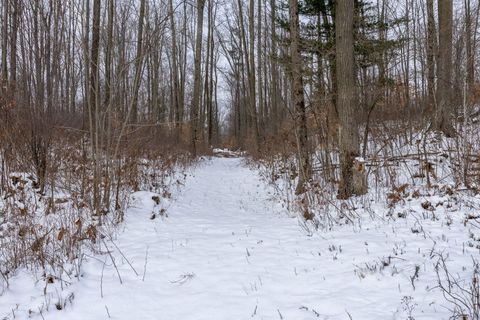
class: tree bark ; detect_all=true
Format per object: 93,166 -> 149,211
2,1 -> 8,87
435,0 -> 455,136
131,0 -> 146,124
336,0 -> 367,199
289,0 -> 311,194
426,0 -> 436,114
0,0 -> 9,106
248,0 -> 260,152
257,0 -> 264,130
104,0 -> 114,109
465,0 -> 475,91
270,0 -> 279,135
89,0 -> 101,133
191,0 -> 206,157
207,0 -> 216,146
89,0 -> 101,214
169,0 -> 181,139
9,0 -> 18,96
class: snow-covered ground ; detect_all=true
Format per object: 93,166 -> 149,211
1,156 -> 479,319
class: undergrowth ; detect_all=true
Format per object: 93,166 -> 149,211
0,136 -> 192,303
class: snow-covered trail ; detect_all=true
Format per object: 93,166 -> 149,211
2,157 -> 455,319
64,157 -> 338,320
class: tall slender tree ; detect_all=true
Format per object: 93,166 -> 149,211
169,0 -> 182,139
426,0 -> 437,114
9,0 -> 18,96
191,0 -> 206,156
289,0 -> 311,194
465,0 -> 475,92
435,0 -> 455,136
1,1 -> 8,87
88,0 -> 101,213
248,0 -> 260,151
131,0 -> 146,124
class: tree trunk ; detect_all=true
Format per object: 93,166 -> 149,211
248,0 -> 260,152
435,0 -> 455,136
207,0 -> 216,146
104,0 -> 114,109
9,0 -> 18,96
257,0 -> 264,130
426,0 -> 436,115
103,0 -> 115,209
270,0 -> 279,135
169,0 -> 181,139
89,0 -> 100,135
82,0 -> 90,130
336,0 -> 367,199
191,0 -> 206,157
2,1 -> 7,87
89,0 -> 101,214
465,0 -> 475,91
131,0 -> 146,124
201,0 -> 213,146
289,0 -> 311,194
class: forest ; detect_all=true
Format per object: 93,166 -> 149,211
1,0 -> 480,319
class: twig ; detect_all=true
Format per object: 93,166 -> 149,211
105,305 -> 111,318
142,246 -> 149,281
345,309 -> 353,320
101,237 -> 123,284
104,233 -> 139,276
101,257 -> 107,298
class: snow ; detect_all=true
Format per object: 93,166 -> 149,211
212,148 -> 244,158
1,156 -> 478,319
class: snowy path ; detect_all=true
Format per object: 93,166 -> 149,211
2,157 -> 463,319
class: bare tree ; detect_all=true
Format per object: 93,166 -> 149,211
435,0 -> 455,136
257,0 -> 263,129
89,0 -> 101,213
289,0 -> 311,194
131,0 -> 146,124
169,0 -> 182,139
336,0 -> 367,199
1,0 -> 7,88
248,0 -> 260,151
426,0 -> 437,114
191,0 -> 206,156
465,0 -> 475,92
9,0 -> 18,96
269,0 -> 280,136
